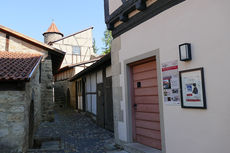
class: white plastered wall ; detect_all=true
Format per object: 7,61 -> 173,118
115,0 -> 230,153
109,0 -> 122,15
52,28 -> 95,69
85,72 -> 97,115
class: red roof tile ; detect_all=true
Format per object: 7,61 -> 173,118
0,51 -> 42,81
46,22 -> 62,33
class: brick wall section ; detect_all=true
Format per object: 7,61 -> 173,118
40,59 -> 54,122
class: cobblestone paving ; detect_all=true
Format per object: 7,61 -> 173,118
34,109 -> 114,153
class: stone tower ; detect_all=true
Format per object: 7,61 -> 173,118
43,22 -> 63,44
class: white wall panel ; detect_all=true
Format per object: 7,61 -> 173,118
97,70 -> 103,83
78,96 -> 83,110
86,95 -> 91,112
92,95 -> 97,115
91,73 -> 97,92
106,66 -> 112,77
86,75 -> 91,92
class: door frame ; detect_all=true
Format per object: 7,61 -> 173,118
67,89 -> 71,107
124,49 -> 166,152
82,77 -> 86,111
28,100 -> 34,148
75,81 -> 78,109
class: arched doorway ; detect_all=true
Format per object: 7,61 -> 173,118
67,89 -> 71,107
28,100 -> 34,148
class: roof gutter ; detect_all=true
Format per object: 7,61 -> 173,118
28,56 -> 42,80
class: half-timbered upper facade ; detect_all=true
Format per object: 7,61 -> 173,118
104,0 -> 184,38
105,1 -> 230,153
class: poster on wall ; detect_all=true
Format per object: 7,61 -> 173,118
179,68 -> 206,109
162,60 -> 180,105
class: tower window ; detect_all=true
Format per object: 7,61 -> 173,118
72,46 -> 81,54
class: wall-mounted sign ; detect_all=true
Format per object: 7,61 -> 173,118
162,60 -> 180,105
179,68 -> 206,109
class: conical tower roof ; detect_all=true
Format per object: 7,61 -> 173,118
43,22 -> 63,36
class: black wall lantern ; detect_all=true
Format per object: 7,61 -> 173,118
179,43 -> 192,61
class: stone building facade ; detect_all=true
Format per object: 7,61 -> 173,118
0,25 -> 64,121
43,23 -> 98,109
0,25 -> 64,152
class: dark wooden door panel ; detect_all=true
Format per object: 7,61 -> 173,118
97,83 -> 105,128
105,77 -> 114,131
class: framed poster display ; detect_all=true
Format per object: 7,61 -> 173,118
179,68 -> 206,109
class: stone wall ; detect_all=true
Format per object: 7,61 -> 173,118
8,34 -> 47,55
25,64 -> 42,146
0,90 -> 26,153
54,80 -> 76,109
43,33 -> 63,44
40,59 -> 54,121
0,30 -> 55,122
110,37 -> 123,145
0,65 -> 41,153
54,80 -> 68,109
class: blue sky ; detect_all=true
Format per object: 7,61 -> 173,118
1,0 -> 106,54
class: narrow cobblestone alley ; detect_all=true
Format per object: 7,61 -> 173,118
32,109 -> 116,153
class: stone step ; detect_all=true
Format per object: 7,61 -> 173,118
54,93 -> 65,95
55,97 -> 65,99
107,151 -> 129,153
55,99 -> 65,101
55,99 -> 64,101
124,143 -> 161,153
27,149 -> 64,153
105,143 -> 128,153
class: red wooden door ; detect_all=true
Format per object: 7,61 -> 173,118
131,58 -> 161,150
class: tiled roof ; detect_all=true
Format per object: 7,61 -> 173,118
0,51 -> 42,81
46,22 -> 62,33
0,25 -> 65,74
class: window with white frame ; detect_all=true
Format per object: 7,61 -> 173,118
72,46 -> 81,54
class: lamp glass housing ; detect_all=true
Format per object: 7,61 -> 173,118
179,43 -> 191,61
